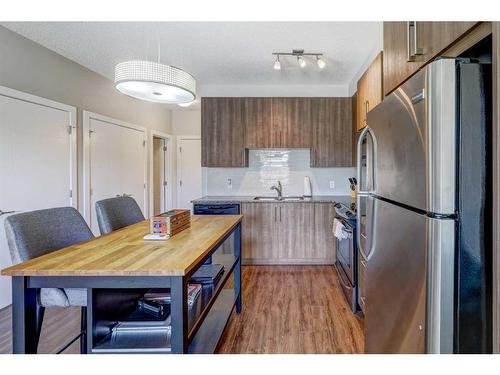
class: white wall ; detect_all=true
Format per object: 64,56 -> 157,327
171,110 -> 201,136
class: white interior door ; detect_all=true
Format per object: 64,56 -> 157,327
177,137 -> 202,211
0,86 -> 76,308
84,112 -> 147,235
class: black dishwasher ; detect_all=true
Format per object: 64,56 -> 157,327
193,203 -> 240,215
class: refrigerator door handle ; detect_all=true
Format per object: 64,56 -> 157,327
357,198 -> 368,262
357,196 -> 377,263
357,126 -> 371,194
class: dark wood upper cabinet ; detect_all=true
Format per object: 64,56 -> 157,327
383,22 -> 426,96
243,97 -> 274,149
272,98 -> 311,148
202,96 -> 353,168
419,22 -> 478,58
310,98 -> 353,167
244,97 -> 310,149
357,52 -> 383,131
201,97 -> 247,167
383,22 -> 478,96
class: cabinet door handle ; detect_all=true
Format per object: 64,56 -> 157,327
279,206 -> 282,222
406,21 -> 413,62
413,21 -> 424,56
274,206 -> 277,222
407,21 -> 424,62
364,100 -> 369,125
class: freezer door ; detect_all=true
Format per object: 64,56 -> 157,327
367,59 -> 457,215
365,198 -> 427,353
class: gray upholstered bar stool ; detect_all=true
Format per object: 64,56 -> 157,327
95,196 -> 145,235
4,207 -> 93,354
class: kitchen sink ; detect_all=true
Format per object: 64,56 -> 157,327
281,196 -> 305,201
253,196 -> 305,201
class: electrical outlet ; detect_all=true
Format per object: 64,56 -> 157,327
227,178 -> 232,189
329,180 -> 335,189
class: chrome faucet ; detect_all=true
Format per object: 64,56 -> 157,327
270,181 -> 283,200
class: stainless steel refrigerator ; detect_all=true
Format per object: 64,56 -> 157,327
357,58 -> 492,354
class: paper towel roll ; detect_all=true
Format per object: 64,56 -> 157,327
304,176 -> 312,197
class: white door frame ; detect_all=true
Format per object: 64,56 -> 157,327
176,136 -> 201,207
82,111 -> 148,226
0,85 -> 78,209
149,130 -> 173,216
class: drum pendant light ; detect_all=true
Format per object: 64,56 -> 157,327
114,40 -> 196,104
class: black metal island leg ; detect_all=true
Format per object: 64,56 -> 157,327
170,276 -> 188,353
12,276 -> 42,354
234,222 -> 242,314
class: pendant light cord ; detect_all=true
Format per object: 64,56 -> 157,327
157,35 -> 161,64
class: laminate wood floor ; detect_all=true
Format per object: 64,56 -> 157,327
0,266 -> 364,354
217,266 -> 364,353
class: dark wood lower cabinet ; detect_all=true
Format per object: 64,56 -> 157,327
241,202 -> 336,265
241,203 -> 279,263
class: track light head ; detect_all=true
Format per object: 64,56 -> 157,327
273,55 -> 281,70
297,56 -> 306,68
317,56 -> 326,69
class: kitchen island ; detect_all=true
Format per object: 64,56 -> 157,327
1,215 -> 243,354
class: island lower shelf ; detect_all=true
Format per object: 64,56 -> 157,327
92,289 -> 237,354
90,252 -> 240,354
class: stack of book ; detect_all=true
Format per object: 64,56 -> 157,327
142,284 -> 202,307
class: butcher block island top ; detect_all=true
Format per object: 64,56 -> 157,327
1,215 -> 243,277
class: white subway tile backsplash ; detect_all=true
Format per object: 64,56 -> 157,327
203,149 -> 355,196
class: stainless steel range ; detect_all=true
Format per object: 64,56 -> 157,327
334,201 -> 358,313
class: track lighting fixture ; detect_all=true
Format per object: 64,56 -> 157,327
272,49 -> 325,70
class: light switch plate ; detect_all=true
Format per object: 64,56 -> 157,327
329,180 -> 335,189
227,178 -> 233,189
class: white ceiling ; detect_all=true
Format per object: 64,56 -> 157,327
2,22 -> 382,98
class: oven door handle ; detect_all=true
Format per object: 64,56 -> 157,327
336,265 -> 353,291
342,227 -> 352,234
